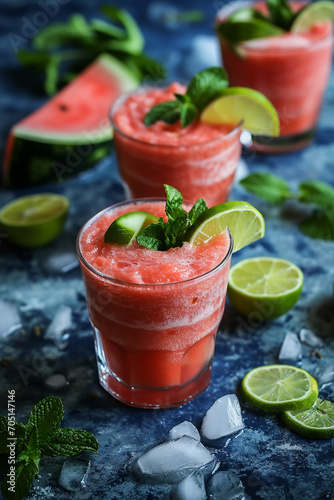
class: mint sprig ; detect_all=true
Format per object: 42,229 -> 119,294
0,397 -> 99,500
15,5 -> 165,95
240,172 -> 334,240
136,185 -> 208,250
144,67 -> 228,128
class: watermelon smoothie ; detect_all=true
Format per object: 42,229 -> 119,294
110,83 -> 242,207
77,199 -> 233,408
216,1 -> 334,152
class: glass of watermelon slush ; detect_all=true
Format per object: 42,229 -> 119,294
215,1 -> 334,153
77,198 -> 233,408
110,83 -> 242,207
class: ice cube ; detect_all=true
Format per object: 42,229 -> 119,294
42,250 -> 79,274
59,457 -> 90,492
278,332 -> 302,365
299,329 -> 323,348
45,305 -> 72,348
207,470 -> 245,500
170,469 -> 206,500
45,374 -> 68,390
200,395 -> 245,444
314,365 -> 334,389
0,299 -> 22,338
133,436 -> 217,484
168,421 -> 200,441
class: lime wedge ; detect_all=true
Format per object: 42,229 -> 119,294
291,1 -> 334,31
216,19 -> 285,43
0,193 -> 69,248
185,200 -> 265,252
242,365 -> 318,412
201,87 -> 280,136
281,398 -> 334,439
104,211 -> 158,245
227,257 -> 303,320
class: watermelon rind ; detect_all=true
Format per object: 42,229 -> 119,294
4,53 -> 139,187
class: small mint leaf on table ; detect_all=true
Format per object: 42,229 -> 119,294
240,172 -> 291,203
40,428 -> 99,457
18,426 -> 40,464
298,180 -> 334,210
1,459 -> 39,500
300,208 -> 334,241
26,396 -> 64,445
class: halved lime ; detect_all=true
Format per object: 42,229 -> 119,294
104,211 -> 158,245
242,365 -> 318,412
291,1 -> 334,32
227,257 -> 303,320
0,193 -> 69,248
281,398 -> 334,439
217,19 -> 284,43
185,201 -> 265,252
201,87 -> 280,136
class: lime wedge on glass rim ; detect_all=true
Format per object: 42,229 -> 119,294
242,364 -> 318,412
0,193 -> 69,248
291,1 -> 334,31
201,87 -> 280,137
104,211 -> 158,245
185,200 -> 265,251
227,257 -> 304,320
281,398 -> 334,439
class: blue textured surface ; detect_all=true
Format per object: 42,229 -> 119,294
0,1 -> 333,499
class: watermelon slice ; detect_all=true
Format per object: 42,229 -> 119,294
4,54 -> 139,187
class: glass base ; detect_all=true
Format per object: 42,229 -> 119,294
250,128 -> 315,154
93,327 -> 212,409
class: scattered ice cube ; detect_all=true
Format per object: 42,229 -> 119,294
207,470 -> 245,500
278,332 -> 302,365
45,305 -> 72,348
299,329 -> 323,348
0,299 -> 22,338
59,458 -> 90,492
313,365 -> 334,389
45,374 -> 68,390
42,250 -> 79,274
234,158 -> 249,184
200,395 -> 245,443
170,469 -> 206,500
133,436 -> 217,484
168,421 -> 200,441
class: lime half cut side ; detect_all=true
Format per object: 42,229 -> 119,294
104,211 -> 158,245
242,365 -> 318,412
0,193 -> 69,248
228,257 -> 303,320
185,200 -> 265,252
281,398 -> 334,439
201,87 -> 280,137
291,1 -> 334,32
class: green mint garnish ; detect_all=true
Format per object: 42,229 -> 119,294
0,397 -> 99,500
216,0 -> 302,43
136,185 -> 208,250
240,172 -> 334,240
14,6 -> 165,96
144,67 -> 228,128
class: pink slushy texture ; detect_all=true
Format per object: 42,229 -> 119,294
111,83 -> 242,206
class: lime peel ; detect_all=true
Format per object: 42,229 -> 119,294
281,398 -> 334,439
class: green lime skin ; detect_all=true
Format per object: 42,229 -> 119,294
281,398 -> 334,439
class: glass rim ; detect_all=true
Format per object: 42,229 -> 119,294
215,0 -> 334,50
76,197 -> 234,288
109,86 -> 243,148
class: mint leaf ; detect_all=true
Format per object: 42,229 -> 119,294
26,396 -> 64,445
136,185 -> 208,250
18,426 -> 40,465
1,459 -> 39,500
186,67 -> 228,113
267,0 -> 295,30
240,172 -> 291,203
216,18 -> 284,43
144,100 -> 182,126
180,101 -> 197,127
40,428 -> 99,457
299,180 -> 334,210
0,417 -> 25,454
300,208 -> 334,241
